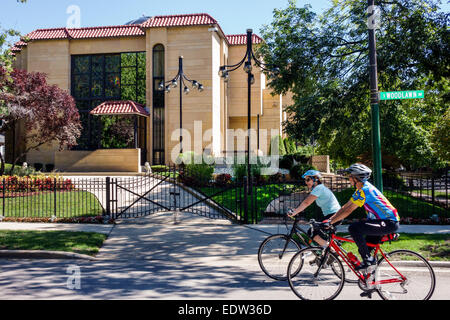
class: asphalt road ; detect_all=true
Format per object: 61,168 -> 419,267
0,212 -> 449,300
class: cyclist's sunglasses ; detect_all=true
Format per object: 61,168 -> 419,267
304,177 -> 312,182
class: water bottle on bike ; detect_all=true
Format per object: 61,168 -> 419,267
347,252 -> 361,268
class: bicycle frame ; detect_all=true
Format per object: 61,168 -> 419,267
328,233 -> 407,285
278,220 -> 316,259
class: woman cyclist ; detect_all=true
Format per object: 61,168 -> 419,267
288,170 -> 342,247
325,163 -> 400,271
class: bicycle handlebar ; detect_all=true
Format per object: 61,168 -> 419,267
308,219 -> 336,234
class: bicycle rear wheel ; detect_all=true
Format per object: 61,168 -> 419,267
376,249 -> 436,300
258,234 -> 303,281
287,247 -> 345,300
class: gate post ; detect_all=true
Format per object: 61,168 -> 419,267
105,177 -> 111,217
2,178 -> 5,217
431,175 -> 435,215
243,176 -> 248,224
54,177 -> 57,217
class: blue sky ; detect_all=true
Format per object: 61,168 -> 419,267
1,0 -> 332,36
1,0 -> 448,40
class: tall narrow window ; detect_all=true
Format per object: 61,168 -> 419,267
152,44 -> 165,165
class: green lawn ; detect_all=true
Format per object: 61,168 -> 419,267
0,230 -> 107,256
0,190 -> 104,218
337,233 -> 450,261
411,189 -> 449,199
333,188 -> 448,219
200,184 -> 298,222
197,184 -> 448,223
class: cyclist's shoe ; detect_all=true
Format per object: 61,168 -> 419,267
355,257 -> 376,271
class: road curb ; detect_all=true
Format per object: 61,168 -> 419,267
0,250 -> 97,261
427,261 -> 450,269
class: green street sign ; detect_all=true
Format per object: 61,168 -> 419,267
380,90 -> 425,100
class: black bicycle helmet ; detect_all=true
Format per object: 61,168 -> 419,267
344,163 -> 372,182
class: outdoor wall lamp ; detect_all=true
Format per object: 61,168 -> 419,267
218,29 -> 279,208
159,56 -> 204,154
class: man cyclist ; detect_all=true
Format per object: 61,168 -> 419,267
288,170 -> 342,248
325,163 -> 400,270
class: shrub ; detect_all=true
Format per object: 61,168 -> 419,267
34,163 -> 44,172
177,153 -> 214,187
268,172 -> 284,183
151,165 -> 169,173
293,153 -> 310,164
215,173 -> 232,187
296,145 -> 315,157
279,155 -> 295,170
233,160 -> 268,182
284,138 -> 297,154
290,164 -> 318,180
383,172 -> 407,191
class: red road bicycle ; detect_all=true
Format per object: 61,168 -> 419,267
287,220 -> 436,300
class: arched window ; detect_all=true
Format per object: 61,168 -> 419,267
152,44 -> 165,164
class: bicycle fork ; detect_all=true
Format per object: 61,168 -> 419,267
313,247 -> 331,278
279,230 -> 296,259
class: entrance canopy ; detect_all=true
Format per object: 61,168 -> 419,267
90,100 -> 149,117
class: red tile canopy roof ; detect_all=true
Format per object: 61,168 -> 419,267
90,101 -> 149,117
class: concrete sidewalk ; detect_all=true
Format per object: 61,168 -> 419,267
1,219 -> 448,236
0,221 -> 114,235
247,223 -> 450,236
1,212 -> 449,300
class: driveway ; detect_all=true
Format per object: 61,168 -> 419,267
63,175 -> 226,219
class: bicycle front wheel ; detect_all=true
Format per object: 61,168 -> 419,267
287,247 -> 345,300
376,249 -> 436,300
258,234 -> 303,281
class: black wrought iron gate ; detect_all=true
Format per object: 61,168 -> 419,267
104,170 -> 243,222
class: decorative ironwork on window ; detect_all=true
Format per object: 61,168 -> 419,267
152,44 -> 165,165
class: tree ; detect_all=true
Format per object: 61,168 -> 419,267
1,0 -> 27,68
431,107 -> 450,163
0,66 -> 81,175
259,0 -> 449,169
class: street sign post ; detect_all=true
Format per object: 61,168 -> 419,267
380,90 -> 425,100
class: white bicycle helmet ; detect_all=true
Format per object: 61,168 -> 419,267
344,163 -> 372,182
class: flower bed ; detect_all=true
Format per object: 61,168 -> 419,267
0,176 -> 74,194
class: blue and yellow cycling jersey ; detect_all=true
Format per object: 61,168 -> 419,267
350,181 -> 400,222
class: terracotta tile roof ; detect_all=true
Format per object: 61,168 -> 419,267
24,25 -> 144,41
226,34 -> 263,46
140,13 -> 217,28
10,46 -> 22,52
90,100 -> 149,117
26,28 -> 69,40
11,13 -> 263,55
14,40 -> 28,47
67,25 -> 145,39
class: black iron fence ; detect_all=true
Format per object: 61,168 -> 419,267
0,176 -> 106,221
1,168 -> 448,224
